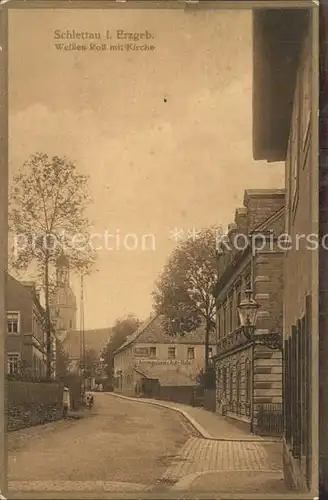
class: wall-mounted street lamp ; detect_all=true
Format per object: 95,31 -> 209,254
237,289 -> 283,351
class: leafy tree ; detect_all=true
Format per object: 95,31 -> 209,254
79,348 -> 101,379
9,153 -> 96,379
153,227 -> 220,371
55,341 -> 71,381
101,315 -> 141,384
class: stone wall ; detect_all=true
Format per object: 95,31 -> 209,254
7,380 -> 64,431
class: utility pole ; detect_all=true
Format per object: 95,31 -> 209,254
80,274 -> 85,402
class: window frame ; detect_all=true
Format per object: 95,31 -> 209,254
7,352 -> 21,374
245,359 -> 251,403
236,363 -> 241,404
149,346 -> 156,358
168,346 -> 176,359
222,367 -> 227,398
187,347 -> 195,360
7,311 -> 20,335
236,288 -> 242,327
229,367 -> 234,402
228,296 -> 233,333
217,309 -> 221,340
223,302 -> 227,334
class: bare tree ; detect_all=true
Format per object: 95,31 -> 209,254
9,153 -> 96,380
153,227 -> 220,371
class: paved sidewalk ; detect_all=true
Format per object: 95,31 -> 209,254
175,470 -> 288,494
152,400 -> 262,440
161,436 -> 281,481
107,392 -> 277,442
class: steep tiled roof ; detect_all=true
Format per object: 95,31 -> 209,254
62,328 -> 112,360
114,314 -> 216,355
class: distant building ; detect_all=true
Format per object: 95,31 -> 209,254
49,252 -> 77,343
48,253 -> 111,374
62,328 -> 112,373
253,10 -> 316,492
213,189 -> 285,430
113,314 -> 217,396
6,274 -> 56,379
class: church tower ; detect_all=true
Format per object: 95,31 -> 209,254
50,252 -> 77,342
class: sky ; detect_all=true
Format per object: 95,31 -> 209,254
8,7 -> 284,329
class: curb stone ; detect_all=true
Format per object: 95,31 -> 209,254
105,392 -> 281,443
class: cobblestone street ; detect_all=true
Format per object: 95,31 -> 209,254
8,393 -> 288,495
8,393 -> 190,492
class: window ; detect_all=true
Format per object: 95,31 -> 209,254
236,290 -> 241,327
7,353 -> 20,374
229,368 -> 234,401
217,311 -> 221,339
223,302 -> 227,334
236,364 -> 241,404
245,359 -> 251,402
134,347 -> 150,357
150,347 -> 156,358
187,347 -> 195,360
208,347 -> 213,359
222,368 -> 227,398
228,298 -> 233,333
168,347 -> 176,359
7,312 -> 20,334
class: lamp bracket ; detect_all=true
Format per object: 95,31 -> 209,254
241,327 -> 282,351
255,333 -> 283,351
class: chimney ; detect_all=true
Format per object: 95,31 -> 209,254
234,207 -> 248,234
227,222 -> 238,254
243,189 -> 285,232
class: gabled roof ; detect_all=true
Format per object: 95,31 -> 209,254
114,315 -> 157,354
113,314 -> 216,356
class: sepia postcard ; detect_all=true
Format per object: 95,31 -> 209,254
0,1 -> 321,499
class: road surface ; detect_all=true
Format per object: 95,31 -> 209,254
8,392 -> 288,495
8,393 -> 191,492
